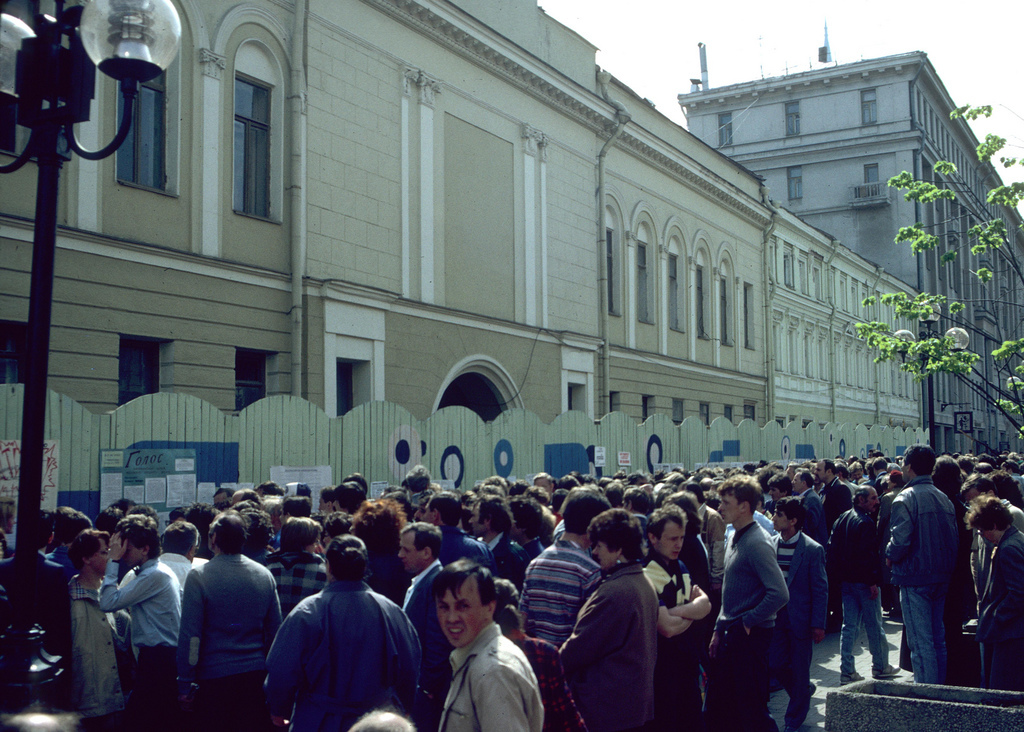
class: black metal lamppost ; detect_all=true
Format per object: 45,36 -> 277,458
0,0 -> 180,709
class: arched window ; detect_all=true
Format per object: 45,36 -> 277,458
667,235 -> 684,332
233,40 -> 284,220
604,205 -> 622,316
636,221 -> 654,324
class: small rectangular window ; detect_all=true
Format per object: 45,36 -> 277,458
720,277 -> 729,344
743,283 -> 754,349
637,243 -> 651,323
864,164 -> 879,184
695,266 -> 707,338
718,112 -> 733,146
235,349 -> 267,411
118,338 -> 161,405
861,89 -> 877,125
609,391 -> 621,414
642,395 -> 652,420
567,383 -> 585,412
699,402 -> 710,426
672,399 -> 684,424
744,403 -> 756,422
724,405 -> 733,423
117,72 -> 166,189
786,101 -> 800,135
234,78 -> 271,217
606,228 -> 617,315
787,166 -> 803,200
783,250 -> 794,288
668,255 -> 681,331
0,321 -> 28,384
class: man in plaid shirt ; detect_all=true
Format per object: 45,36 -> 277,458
266,517 -> 327,616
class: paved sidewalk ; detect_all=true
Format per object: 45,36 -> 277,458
769,616 -> 905,730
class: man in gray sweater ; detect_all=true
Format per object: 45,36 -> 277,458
176,510 -> 282,732
705,475 -> 789,732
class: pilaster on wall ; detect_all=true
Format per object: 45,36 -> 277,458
522,123 -> 548,327
417,71 -> 441,304
199,48 -> 226,258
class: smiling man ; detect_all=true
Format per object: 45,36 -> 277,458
434,559 -> 543,731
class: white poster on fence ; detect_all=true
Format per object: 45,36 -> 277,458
0,439 -> 60,546
270,465 -> 333,508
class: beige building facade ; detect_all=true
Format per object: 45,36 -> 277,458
1,0 -> 914,439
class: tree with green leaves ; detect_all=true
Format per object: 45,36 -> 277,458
856,105 -> 1024,443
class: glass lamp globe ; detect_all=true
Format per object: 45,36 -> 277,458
920,303 -> 941,323
79,0 -> 181,83
0,13 -> 35,98
945,327 -> 970,351
893,329 -> 916,343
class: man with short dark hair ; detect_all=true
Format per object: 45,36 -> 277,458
770,497 -> 827,732
176,510 -> 281,732
704,476 -> 788,732
643,505 -> 711,732
398,522 -> 450,731
829,486 -> 899,685
101,515 -> 181,731
886,445 -> 958,684
793,471 -> 828,555
47,506 -> 93,581
425,491 -> 496,571
509,497 -> 545,559
265,536 -> 420,729
435,560 -> 543,731
470,495 -> 530,590
519,488 -> 609,645
282,494 -> 312,520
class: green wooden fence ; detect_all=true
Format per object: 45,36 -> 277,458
1,385 -> 933,515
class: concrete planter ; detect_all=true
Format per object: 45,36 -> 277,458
826,679 -> 1024,731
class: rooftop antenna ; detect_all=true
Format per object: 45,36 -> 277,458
818,19 -> 832,63
759,34 -> 764,79
699,42 -> 709,90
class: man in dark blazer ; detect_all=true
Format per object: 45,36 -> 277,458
398,522 -> 452,731
794,471 -> 827,547
469,495 -> 530,590
770,497 -> 827,732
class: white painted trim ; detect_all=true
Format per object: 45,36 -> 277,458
612,347 -> 764,385
400,89 -> 411,298
540,154 -> 549,329
431,355 -> 525,413
200,71 -> 221,256
626,241 -> 636,348
523,153 -> 537,326
75,96 -> 101,232
659,246 -> 668,355
419,103 -> 435,303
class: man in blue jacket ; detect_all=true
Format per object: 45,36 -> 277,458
399,522 -> 452,731
770,497 -> 827,732
886,445 -> 958,684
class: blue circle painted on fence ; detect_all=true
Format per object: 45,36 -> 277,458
493,439 -> 514,478
647,435 -> 663,474
421,441 -> 427,456
395,439 -> 411,465
781,435 -> 791,463
839,439 -> 846,457
440,446 -> 465,488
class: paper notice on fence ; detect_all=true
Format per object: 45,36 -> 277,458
197,482 -> 217,505
100,472 -> 123,508
175,458 -> 195,473
370,481 -> 389,499
270,466 -> 333,493
145,477 -> 167,505
166,473 -> 196,507
124,484 -> 145,504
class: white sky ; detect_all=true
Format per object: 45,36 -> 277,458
539,0 -> 1024,189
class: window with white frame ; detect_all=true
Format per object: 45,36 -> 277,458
637,241 -> 652,323
695,265 -> 707,338
743,283 -> 754,349
783,248 -> 794,288
787,166 -> 803,200
117,72 -> 167,189
233,77 -> 271,217
718,112 -> 733,146
861,89 -> 877,125
786,101 -> 800,135
719,276 -> 730,345
668,254 -> 682,331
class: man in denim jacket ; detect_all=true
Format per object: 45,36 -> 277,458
885,445 -> 957,684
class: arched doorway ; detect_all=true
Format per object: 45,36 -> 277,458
437,372 -> 505,422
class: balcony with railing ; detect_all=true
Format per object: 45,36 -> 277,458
850,182 -> 889,207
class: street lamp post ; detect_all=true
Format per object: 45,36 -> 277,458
0,0 -> 180,710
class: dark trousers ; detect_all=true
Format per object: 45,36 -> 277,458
195,670 -> 272,732
127,646 -> 180,732
768,609 -> 812,730
411,687 -> 445,732
651,647 -> 704,732
704,625 -> 777,732
982,638 -> 1024,692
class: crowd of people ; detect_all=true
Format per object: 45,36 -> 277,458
2,444 -> 1024,732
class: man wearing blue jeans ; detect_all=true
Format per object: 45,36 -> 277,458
886,445 -> 958,685
829,486 -> 899,684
